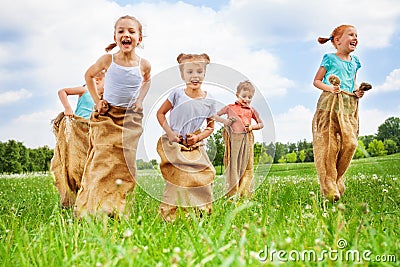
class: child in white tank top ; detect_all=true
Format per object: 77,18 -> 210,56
74,15 -> 151,219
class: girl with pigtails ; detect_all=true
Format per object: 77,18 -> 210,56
312,24 -> 371,202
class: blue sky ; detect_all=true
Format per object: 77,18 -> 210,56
0,0 -> 399,160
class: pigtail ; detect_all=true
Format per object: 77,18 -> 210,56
177,53 -> 186,64
105,42 -> 117,52
318,36 -> 333,44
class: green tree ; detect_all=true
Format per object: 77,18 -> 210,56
259,152 -> 273,164
383,139 -> 398,155
367,139 -> 387,157
353,139 -> 368,159
285,151 -> 297,163
3,140 -> 23,173
0,142 -> 5,173
377,117 -> 400,149
274,142 -> 288,163
206,128 -> 225,173
298,149 -> 306,163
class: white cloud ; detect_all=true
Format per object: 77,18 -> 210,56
0,109 -> 59,148
222,0 -> 400,48
0,89 -> 33,105
359,106 -> 400,136
374,69 -> 400,93
274,105 -> 314,143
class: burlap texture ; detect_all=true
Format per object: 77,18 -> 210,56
74,105 -> 143,218
222,127 -> 254,197
312,91 -> 359,201
50,112 -> 90,208
157,134 -> 216,221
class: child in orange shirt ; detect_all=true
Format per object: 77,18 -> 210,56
215,81 -> 264,197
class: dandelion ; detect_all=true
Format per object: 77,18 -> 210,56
123,229 -> 133,238
173,247 -> 181,254
382,188 -> 388,193
372,174 -> 378,180
116,179 -> 123,186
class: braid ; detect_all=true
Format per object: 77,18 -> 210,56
105,42 -> 117,52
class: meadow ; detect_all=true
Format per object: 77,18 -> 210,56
0,154 -> 399,266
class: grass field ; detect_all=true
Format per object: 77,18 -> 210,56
0,154 -> 399,266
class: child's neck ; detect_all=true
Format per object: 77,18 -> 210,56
336,51 -> 351,61
185,87 -> 205,99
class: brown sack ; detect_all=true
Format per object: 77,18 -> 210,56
312,91 -> 359,201
74,105 -> 143,218
50,112 -> 90,208
157,134 -> 216,221
222,127 -> 254,197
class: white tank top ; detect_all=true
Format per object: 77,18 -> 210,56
103,55 -> 143,108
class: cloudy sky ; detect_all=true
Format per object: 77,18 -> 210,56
1,0 -> 399,160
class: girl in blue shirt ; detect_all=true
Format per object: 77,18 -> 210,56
312,25 -> 368,202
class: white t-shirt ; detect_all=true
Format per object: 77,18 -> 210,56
167,88 -> 216,138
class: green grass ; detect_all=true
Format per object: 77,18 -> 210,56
0,154 -> 399,266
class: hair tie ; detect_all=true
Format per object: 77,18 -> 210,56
328,36 -> 333,41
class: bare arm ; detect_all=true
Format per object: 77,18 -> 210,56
214,107 -> 233,126
132,58 -> 152,112
156,99 -> 181,143
249,108 -> 264,131
58,86 -> 87,116
186,117 -> 215,146
352,73 -> 365,98
313,66 -> 340,93
84,54 -> 111,111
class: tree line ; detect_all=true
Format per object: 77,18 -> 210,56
207,116 -> 400,168
1,117 -> 399,174
0,140 -> 53,174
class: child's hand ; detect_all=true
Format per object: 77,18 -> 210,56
224,118 -> 234,126
64,107 -> 74,117
245,124 -> 252,133
97,100 -> 109,115
186,133 -> 199,146
167,132 -> 181,143
132,101 -> 143,113
354,89 -> 365,98
331,85 -> 341,94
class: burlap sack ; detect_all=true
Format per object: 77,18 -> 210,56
312,91 -> 359,201
157,134 -> 216,221
222,127 -> 254,197
50,112 -> 90,208
74,105 -> 143,218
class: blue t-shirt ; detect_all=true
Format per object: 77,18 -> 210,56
321,53 -> 361,93
74,90 -> 95,119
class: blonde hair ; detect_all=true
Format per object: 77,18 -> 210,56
236,80 -> 255,94
177,53 -> 210,72
105,15 -> 143,52
318,24 -> 355,49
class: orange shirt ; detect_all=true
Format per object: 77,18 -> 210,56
217,101 -> 260,133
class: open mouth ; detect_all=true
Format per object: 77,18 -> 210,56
121,39 -> 132,47
191,80 -> 200,85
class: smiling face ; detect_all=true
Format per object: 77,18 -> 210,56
236,89 -> 254,107
114,18 -> 142,52
335,26 -> 358,53
180,62 -> 207,89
